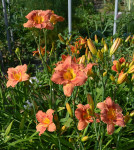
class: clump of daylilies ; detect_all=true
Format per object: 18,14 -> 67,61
5,9 -> 134,149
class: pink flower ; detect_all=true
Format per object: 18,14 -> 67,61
23,10 -> 64,30
6,64 -> 29,88
97,97 -> 125,135
36,109 -> 56,136
51,56 -> 87,97
75,104 -> 99,130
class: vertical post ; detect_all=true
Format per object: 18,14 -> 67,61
68,0 -> 72,36
2,0 -> 12,54
113,0 -> 118,36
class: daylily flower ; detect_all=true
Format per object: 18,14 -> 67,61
97,97 -> 125,135
69,42 -> 80,54
33,46 -> 46,56
23,10 -> 64,30
112,57 -> 125,72
75,104 -> 99,130
51,56 -> 87,97
36,109 -> 56,136
6,64 -> 29,87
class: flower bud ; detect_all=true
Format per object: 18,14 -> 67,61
58,34 -> 65,43
15,47 -> 20,55
103,71 -> 107,77
87,38 -> 97,55
101,38 -> 105,45
130,110 -> 134,117
97,50 -> 103,60
129,61 -> 134,68
85,47 -> 88,57
127,65 -> 134,74
110,75 -> 115,82
131,74 -> 134,81
61,125 -> 67,131
66,103 -> 73,118
87,94 -> 94,115
125,35 -> 131,42
116,62 -> 121,72
124,112 -> 130,124
95,34 -> 98,43
104,43 -> 108,52
117,73 -> 127,84
79,55 -> 85,64
87,51 -> 92,61
81,136 -> 89,142
110,38 -> 121,56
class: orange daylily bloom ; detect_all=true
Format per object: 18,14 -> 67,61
97,97 -> 125,135
51,56 -> 88,97
6,64 -> 29,88
36,109 -> 56,136
70,42 -> 80,54
32,46 -> 49,56
75,104 -> 99,130
23,10 -> 64,30
112,57 -> 125,72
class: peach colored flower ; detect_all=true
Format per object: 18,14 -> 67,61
36,109 -> 56,136
75,104 -> 99,130
6,64 -> 29,88
97,97 -> 125,135
23,10 -> 64,30
51,56 -> 87,97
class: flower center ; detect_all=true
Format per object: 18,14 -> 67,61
83,110 -> 92,120
107,108 -> 116,120
50,15 -> 57,25
63,68 -> 76,81
42,117 -> 50,127
13,72 -> 22,81
33,15 -> 44,24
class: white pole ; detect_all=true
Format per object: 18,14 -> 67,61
2,0 -> 12,54
68,0 -> 72,36
113,0 -> 118,36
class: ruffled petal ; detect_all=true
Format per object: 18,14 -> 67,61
105,97 -> 114,108
36,123 -> 46,136
107,124 -> 115,135
63,83 -> 74,97
77,121 -> 88,130
47,123 -> 56,132
97,102 -> 106,110
36,110 -> 46,123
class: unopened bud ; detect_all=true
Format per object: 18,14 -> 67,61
79,55 -> 85,64
61,125 -> 67,131
66,103 -> 73,118
130,110 -> 134,117
87,38 -> 97,55
87,51 -> 92,61
101,38 -> 105,45
85,47 -> 88,57
124,112 -> 130,124
110,75 -> 115,82
127,65 -> 134,74
95,34 -> 98,43
104,43 -> 108,52
103,71 -> 107,77
97,50 -> 103,60
58,34 -> 65,43
110,38 -> 121,56
125,35 -> 131,42
116,62 -> 121,72
15,47 -> 20,55
129,61 -> 134,68
81,136 -> 89,142
87,94 -> 94,112
117,73 -> 127,84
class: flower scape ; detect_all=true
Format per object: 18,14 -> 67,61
2,6 -> 134,150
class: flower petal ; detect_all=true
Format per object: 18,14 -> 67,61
36,123 -> 46,136
105,97 -> 114,108
36,110 -> 46,123
107,124 -> 115,135
77,121 -> 88,130
47,123 -> 56,132
63,83 -> 74,97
